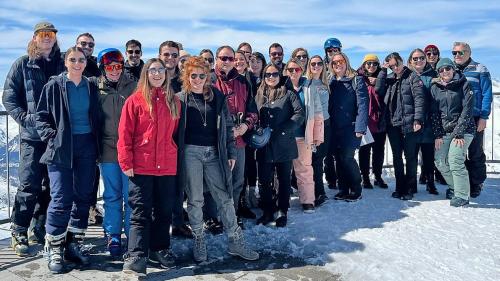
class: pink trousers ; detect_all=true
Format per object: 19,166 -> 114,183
293,138 -> 315,205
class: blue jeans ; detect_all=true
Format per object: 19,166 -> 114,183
183,145 -> 237,235
45,133 -> 97,239
100,162 -> 131,237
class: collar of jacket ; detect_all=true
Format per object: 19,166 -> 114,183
215,66 -> 239,81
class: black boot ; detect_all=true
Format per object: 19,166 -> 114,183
362,174 -> 373,189
374,176 -> 388,189
45,236 -> 66,274
426,174 -> 439,195
470,183 -> 483,198
65,232 -> 90,266
256,212 -> 274,225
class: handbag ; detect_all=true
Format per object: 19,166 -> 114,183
244,125 -> 271,149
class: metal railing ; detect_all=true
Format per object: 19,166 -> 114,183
1,93 -> 499,224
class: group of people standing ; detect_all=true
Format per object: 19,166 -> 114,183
2,21 -> 493,277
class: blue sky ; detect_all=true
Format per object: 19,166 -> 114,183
1,0 -> 500,84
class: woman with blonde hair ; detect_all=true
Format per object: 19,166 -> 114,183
328,52 -> 368,202
177,56 -> 259,263
118,58 -> 181,276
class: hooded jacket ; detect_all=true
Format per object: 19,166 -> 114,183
430,72 -> 476,139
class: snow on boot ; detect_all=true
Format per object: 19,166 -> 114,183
192,229 -> 207,262
227,227 -> 259,261
45,235 -> 65,274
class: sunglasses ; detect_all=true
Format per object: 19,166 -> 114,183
331,60 -> 345,66
326,47 -> 341,54
426,51 -> 439,57
287,67 -> 302,73
438,66 -> 453,73
190,73 -> 207,80
104,64 -> 123,71
218,56 -> 235,62
295,55 -> 308,60
310,61 -> 324,67
366,61 -> 379,67
162,52 -> 178,58
412,56 -> 426,62
148,67 -> 166,75
452,50 -> 465,57
127,50 -> 141,55
270,52 -> 283,57
241,50 -> 252,55
78,41 -> 95,48
37,31 -> 56,39
68,57 -> 86,64
204,57 -> 214,63
264,72 -> 280,79
388,63 -> 399,70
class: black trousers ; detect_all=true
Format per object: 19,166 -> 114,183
324,139 -> 338,185
465,118 -> 486,186
358,131 -> 386,178
128,174 -> 175,257
333,146 -> 362,196
386,125 -> 418,195
312,121 -> 331,197
11,139 -> 51,233
244,146 -> 257,187
416,142 -> 435,179
258,161 -> 292,214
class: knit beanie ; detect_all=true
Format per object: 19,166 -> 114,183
424,44 -> 440,56
436,58 -> 455,70
362,54 -> 379,64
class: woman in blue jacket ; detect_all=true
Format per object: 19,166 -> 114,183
328,52 -> 368,202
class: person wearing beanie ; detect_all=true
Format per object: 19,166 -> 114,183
356,54 -> 389,190
431,57 -> 476,207
2,21 -> 65,257
407,48 -> 439,195
452,42 -> 492,198
96,48 -> 136,258
424,44 -> 440,69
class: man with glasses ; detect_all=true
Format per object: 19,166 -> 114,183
2,21 -> 65,256
453,42 -> 493,198
268,43 -> 285,71
158,40 -> 182,93
123,39 -> 144,81
76,33 -> 100,78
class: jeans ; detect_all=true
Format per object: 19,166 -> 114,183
128,174 -> 175,257
334,146 -> 362,196
183,145 -> 237,235
386,125 -> 418,195
100,162 -> 131,237
358,131 -> 386,178
312,121 -> 330,197
435,133 -> 474,200
258,160 -> 292,214
465,118 -> 486,186
11,139 -> 51,234
45,133 -> 97,239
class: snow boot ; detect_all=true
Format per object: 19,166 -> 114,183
65,231 -> 90,266
227,227 -> 259,261
45,235 -> 65,274
11,231 -> 29,257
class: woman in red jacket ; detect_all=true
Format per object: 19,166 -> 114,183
117,58 -> 180,277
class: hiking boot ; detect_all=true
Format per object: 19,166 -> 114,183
275,211 -> 287,227
149,248 -> 175,269
64,232 -> 90,266
45,236 -> 65,274
256,212 -> 274,226
450,197 -> 469,207
228,227 -> 259,261
11,231 -> 29,257
333,192 -> 348,200
192,230 -> 207,262
445,188 -> 454,200
107,234 -> 122,258
345,193 -> 362,202
204,218 -> 223,235
302,204 -> 315,214
237,205 -> 257,219
28,215 -> 46,244
314,194 -> 328,207
374,177 -> 389,189
123,253 -> 147,276
171,224 -> 194,239
470,184 -> 482,198
362,175 -> 373,189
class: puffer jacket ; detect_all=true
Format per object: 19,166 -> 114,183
381,67 -> 425,134
456,58 -> 492,119
214,67 -> 258,148
416,64 -> 437,143
98,74 -> 137,162
430,72 -> 476,139
2,48 -> 65,141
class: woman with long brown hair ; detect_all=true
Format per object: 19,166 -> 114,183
118,58 -> 181,276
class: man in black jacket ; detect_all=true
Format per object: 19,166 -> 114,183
2,21 -> 65,256
123,39 -> 144,81
76,33 -> 100,78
